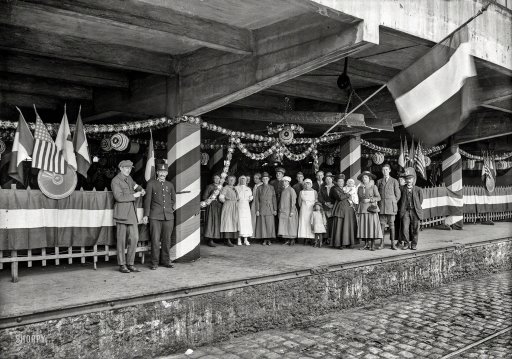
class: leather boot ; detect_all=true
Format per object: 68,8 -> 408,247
207,239 -> 216,247
390,228 -> 396,250
226,239 -> 234,247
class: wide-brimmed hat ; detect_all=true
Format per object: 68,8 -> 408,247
325,172 -> 334,178
282,176 -> 292,182
275,167 -> 286,174
118,160 -> 134,168
335,174 -> 345,181
357,171 -> 376,181
261,172 -> 270,178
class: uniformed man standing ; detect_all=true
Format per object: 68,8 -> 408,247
112,160 -> 146,273
143,163 -> 176,270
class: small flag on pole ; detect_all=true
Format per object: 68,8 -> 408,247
32,105 -> 66,174
8,107 -> 34,184
398,137 -> 406,169
55,104 -> 77,171
408,137 -> 416,168
144,130 -> 155,181
387,27 -> 477,146
403,137 -> 409,166
414,141 -> 427,180
72,106 -> 91,178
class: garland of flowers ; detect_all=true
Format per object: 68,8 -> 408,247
459,148 -> 512,161
200,138 -> 236,208
359,138 -> 446,156
267,123 -> 304,135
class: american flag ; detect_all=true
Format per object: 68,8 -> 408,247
414,141 -> 427,180
32,107 -> 66,174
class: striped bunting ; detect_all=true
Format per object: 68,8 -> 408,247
387,28 -> 477,146
339,136 -> 361,181
167,123 -> 201,262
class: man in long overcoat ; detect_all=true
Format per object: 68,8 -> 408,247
143,163 -> 176,270
399,167 -> 423,250
278,176 -> 298,245
111,160 -> 145,273
376,164 -> 401,249
255,172 -> 277,245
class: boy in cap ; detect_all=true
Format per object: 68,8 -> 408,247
143,163 -> 176,269
270,167 -> 286,203
398,167 -> 423,250
111,160 -> 146,273
292,172 -> 305,198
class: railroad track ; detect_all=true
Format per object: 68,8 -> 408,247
441,326 -> 512,358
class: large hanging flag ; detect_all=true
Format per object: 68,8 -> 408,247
397,137 -> 406,169
72,106 -> 91,178
144,130 -> 155,181
55,104 -> 77,171
387,27 -> 477,146
414,141 -> 427,180
32,106 -> 66,174
408,137 -> 416,168
8,107 -> 34,184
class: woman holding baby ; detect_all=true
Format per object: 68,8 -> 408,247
330,174 -> 358,248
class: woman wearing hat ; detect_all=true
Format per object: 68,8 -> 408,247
297,178 -> 317,244
250,172 -> 263,234
330,174 -> 358,249
254,172 -> 277,245
319,172 -> 336,244
235,175 -> 253,246
357,171 -> 383,250
278,176 -> 298,245
202,174 -> 223,247
219,175 -> 239,247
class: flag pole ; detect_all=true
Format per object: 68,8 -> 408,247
322,1 -> 492,139
322,83 -> 386,137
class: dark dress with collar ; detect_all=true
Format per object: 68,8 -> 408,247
330,185 -> 358,247
202,183 -> 222,239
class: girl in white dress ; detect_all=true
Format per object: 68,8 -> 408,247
235,175 -> 253,245
298,178 -> 318,244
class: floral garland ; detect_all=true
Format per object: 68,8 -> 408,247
267,123 -> 304,135
235,139 -> 280,161
200,138 -> 236,208
359,138 -> 446,156
459,148 -> 512,161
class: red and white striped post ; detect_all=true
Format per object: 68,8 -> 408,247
339,136 -> 361,181
167,122 -> 201,262
442,144 -> 463,229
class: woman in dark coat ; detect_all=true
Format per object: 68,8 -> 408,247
202,174 -> 222,247
357,171 -> 383,251
330,174 -> 358,248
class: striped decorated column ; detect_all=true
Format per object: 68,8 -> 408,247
167,123 -> 201,262
339,136 -> 361,181
441,144 -> 463,229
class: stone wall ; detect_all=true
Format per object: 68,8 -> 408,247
1,239 -> 511,358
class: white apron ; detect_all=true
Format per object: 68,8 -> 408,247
235,185 -> 253,237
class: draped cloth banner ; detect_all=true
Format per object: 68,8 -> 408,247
0,189 -> 148,251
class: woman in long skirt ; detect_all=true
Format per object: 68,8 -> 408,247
357,171 -> 383,251
219,175 -> 239,247
297,178 -> 317,244
330,174 -> 358,248
250,173 -> 262,235
254,172 -> 277,245
235,175 -> 253,245
202,174 -> 222,247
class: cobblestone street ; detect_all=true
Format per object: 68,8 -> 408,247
164,271 -> 512,359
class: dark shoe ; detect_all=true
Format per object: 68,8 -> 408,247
411,246 -> 417,250
226,239 -> 234,247
127,265 -> 140,272
207,239 -> 216,247
401,244 -> 409,250
119,265 -> 130,273
391,246 -> 397,250
284,240 -> 290,245
290,239 -> 296,246
163,263 -> 174,268
150,265 -> 158,270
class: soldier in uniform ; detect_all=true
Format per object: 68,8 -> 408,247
111,160 -> 146,273
143,163 -> 176,270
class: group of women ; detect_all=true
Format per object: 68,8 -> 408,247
202,170 -> 384,250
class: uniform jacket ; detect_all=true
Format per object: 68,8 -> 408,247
270,179 -> 285,202
399,185 -> 423,220
255,184 -> 277,215
144,179 -> 176,220
376,176 -> 401,215
357,184 -> 381,214
111,173 -> 142,224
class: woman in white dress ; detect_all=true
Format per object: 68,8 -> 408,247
297,178 -> 318,244
235,175 -> 254,245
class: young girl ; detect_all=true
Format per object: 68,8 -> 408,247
310,202 -> 327,247
343,178 -> 359,209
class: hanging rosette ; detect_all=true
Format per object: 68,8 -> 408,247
200,152 -> 210,166
372,152 -> 385,165
424,156 -> 431,167
101,137 -> 112,152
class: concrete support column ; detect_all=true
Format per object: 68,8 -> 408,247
339,136 -> 361,181
167,122 -> 201,262
441,143 -> 463,229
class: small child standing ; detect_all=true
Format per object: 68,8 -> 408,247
310,202 -> 327,247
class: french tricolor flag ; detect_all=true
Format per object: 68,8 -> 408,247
387,27 -> 478,146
